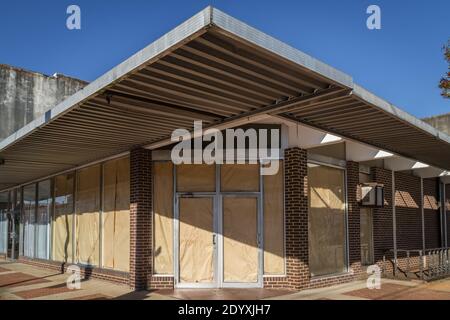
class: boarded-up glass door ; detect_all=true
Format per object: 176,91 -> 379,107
176,196 -> 217,288
220,195 -> 261,287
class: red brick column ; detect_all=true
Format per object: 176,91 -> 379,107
371,167 -> 394,269
129,148 -> 152,290
346,161 -> 362,275
284,147 -> 309,289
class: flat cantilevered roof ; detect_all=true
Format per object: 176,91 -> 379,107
1,6 -> 449,190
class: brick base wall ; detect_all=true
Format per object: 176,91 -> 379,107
17,256 -> 129,285
149,275 -> 174,289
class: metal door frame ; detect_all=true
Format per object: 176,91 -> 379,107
173,164 -> 264,289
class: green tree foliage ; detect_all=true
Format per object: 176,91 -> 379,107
439,40 -> 450,98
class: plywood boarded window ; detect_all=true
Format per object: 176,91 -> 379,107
179,197 -> 214,283
102,157 -> 130,272
176,164 -> 215,192
223,196 -> 258,283
308,163 -> 346,277
221,164 -> 259,192
75,165 -> 100,266
263,161 -> 285,275
52,173 -> 74,263
153,161 -> 173,274
23,184 -> 36,258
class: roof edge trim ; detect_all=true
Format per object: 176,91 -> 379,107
0,6 -> 213,152
211,7 -> 353,88
352,84 -> 450,145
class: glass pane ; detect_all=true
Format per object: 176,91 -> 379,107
308,164 -> 346,277
36,180 -> 51,260
0,192 -> 8,254
14,189 -> 22,258
23,184 -> 36,258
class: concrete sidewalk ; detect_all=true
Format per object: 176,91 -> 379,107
1,260 -> 450,300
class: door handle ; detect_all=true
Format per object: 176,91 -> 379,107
213,234 -> 216,245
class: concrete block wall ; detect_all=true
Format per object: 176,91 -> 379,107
0,64 -> 86,140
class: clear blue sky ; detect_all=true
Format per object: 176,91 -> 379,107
0,0 -> 448,118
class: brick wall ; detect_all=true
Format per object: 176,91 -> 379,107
129,148 -> 152,290
394,172 -> 422,251
371,167 -> 394,264
423,178 -> 441,249
264,147 -> 310,290
368,169 -> 446,277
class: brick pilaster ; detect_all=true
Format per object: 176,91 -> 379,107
129,148 -> 152,290
346,161 -> 362,274
284,147 -> 309,289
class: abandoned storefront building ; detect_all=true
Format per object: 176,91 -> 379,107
0,7 -> 449,291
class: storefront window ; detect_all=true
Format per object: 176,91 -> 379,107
0,192 -> 9,254
102,157 -> 130,272
36,180 -> 52,260
23,184 -> 36,258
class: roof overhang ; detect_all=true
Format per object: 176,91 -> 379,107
1,6 -> 450,191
